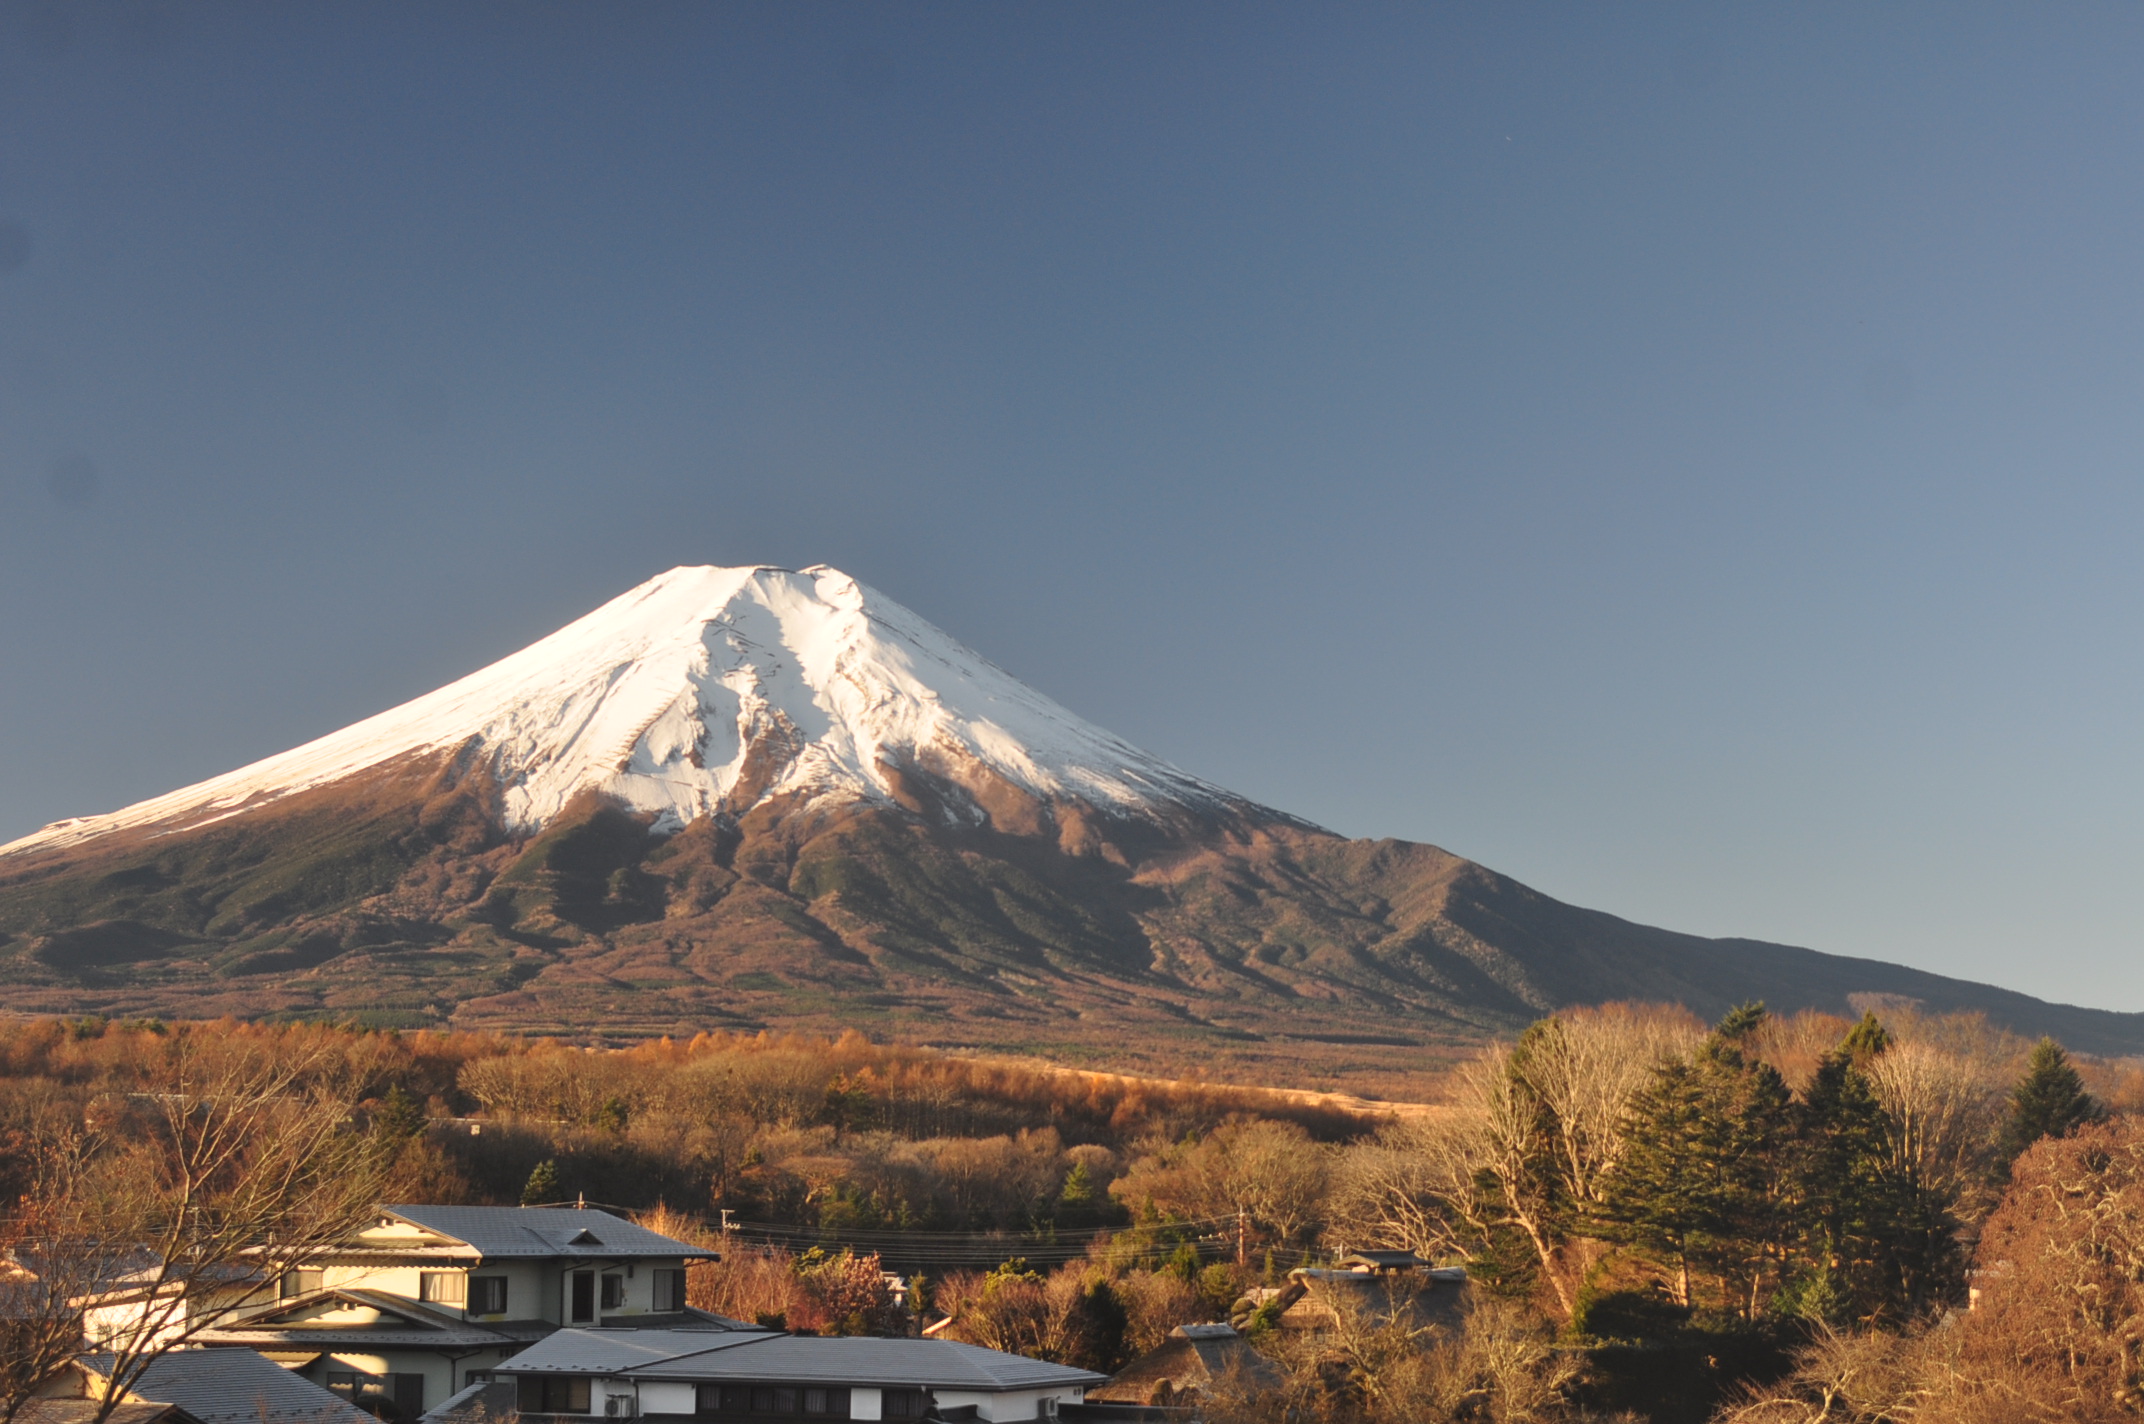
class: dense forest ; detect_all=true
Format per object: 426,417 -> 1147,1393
2,1008 -> 2140,1423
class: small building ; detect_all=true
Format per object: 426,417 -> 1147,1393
192,1207 -> 728,1418
497,1325 -> 1108,1422
1087,1324 -> 1282,1409
1229,1259 -> 1467,1335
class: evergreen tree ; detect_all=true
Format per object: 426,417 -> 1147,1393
1793,1047 -> 1892,1318
1789,1017 -> 1955,1323
1839,1011 -> 1891,1064
1056,1159 -> 1101,1227
521,1158 -> 561,1206
1599,1003 -> 1794,1314
1999,1038 -> 2100,1169
372,1085 -> 427,1143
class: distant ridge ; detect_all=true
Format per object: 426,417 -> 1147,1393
4,564 -> 2136,1079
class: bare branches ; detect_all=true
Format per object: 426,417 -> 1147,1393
14,1029 -> 390,1424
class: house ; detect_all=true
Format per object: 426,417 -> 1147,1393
496,1325 -> 1108,1422
78,1263 -> 278,1353
32,1347 -> 370,1424
1087,1324 -> 1282,1408
191,1207 -> 729,1418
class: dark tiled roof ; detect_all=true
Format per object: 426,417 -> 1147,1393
502,1330 -> 1108,1391
420,1380 -> 516,1424
18,1403 -> 198,1424
381,1207 -> 705,1259
85,1349 -> 373,1424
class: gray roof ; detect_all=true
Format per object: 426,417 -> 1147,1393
91,1348 -> 374,1424
421,1380 -> 516,1424
502,1330 -> 1108,1391
199,1288 -> 519,1350
18,1403 -> 199,1424
380,1207 -> 707,1260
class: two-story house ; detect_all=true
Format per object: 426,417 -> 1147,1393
195,1207 -> 732,1418
497,1326 -> 1107,1423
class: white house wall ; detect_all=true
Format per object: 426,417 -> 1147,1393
638,1382 -> 697,1415
848,1386 -> 881,1420
934,1387 -> 1085,1422
320,1256 -> 684,1325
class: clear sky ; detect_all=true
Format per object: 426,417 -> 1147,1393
3,5 -> 2141,1011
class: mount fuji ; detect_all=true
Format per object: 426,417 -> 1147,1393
4,564 -> 2138,1079
6,565 -> 1240,859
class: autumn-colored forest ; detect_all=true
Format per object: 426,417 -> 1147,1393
5,1006 -> 2143,1423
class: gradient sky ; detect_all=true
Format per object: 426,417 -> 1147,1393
3,5 -> 2141,1011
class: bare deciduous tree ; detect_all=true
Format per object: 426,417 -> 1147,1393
1863,1039 -> 2008,1223
1,1120 -> 132,1424
28,1033 -> 387,1424
1112,1120 -> 1330,1251
1514,1005 -> 1702,1218
1323,1114 -> 1482,1262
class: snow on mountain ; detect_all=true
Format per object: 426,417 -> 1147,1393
2,565 -> 1230,858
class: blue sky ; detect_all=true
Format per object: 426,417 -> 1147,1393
3,4 -> 2141,1009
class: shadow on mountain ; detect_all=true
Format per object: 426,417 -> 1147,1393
4,753 -> 2143,1072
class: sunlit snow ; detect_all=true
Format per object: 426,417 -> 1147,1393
1,566 -> 1224,857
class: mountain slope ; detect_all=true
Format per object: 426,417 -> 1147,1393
3,565 -> 2137,1080
6,565 -> 1235,860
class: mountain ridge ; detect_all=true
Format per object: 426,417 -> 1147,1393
3,564 -> 2137,1081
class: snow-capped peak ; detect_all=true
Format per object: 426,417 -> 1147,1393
2,565 -> 1229,857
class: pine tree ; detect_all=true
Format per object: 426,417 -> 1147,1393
1055,1159 -> 1104,1229
1999,1038 -> 2099,1169
1789,1016 -> 1955,1324
521,1158 -> 560,1206
1600,1003 -> 1794,1314
1794,1049 -> 1890,1316
1839,1011 -> 1891,1064
372,1085 -> 427,1143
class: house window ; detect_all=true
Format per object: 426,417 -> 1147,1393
519,1377 -> 593,1414
329,1374 -> 424,1414
600,1273 -> 626,1309
882,1391 -> 927,1419
695,1387 -> 848,1419
420,1271 -> 466,1305
653,1268 -> 686,1312
471,1276 -> 509,1315
570,1271 -> 596,1323
280,1268 -> 324,1298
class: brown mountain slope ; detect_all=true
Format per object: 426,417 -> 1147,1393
3,755 -> 2139,1086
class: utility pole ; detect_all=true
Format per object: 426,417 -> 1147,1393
1236,1207 -> 1248,1267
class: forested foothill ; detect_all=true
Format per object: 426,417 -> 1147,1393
2,1007 -> 2140,1423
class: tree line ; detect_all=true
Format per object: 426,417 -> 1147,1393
1,1007 -> 2138,1422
